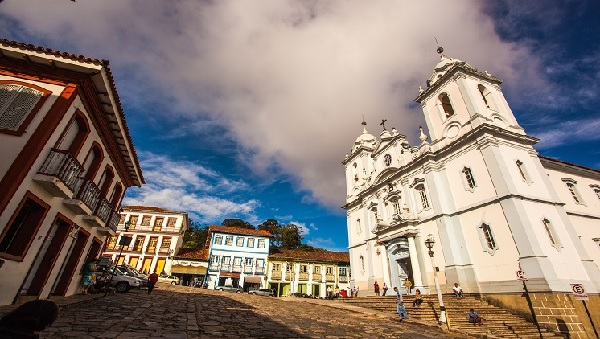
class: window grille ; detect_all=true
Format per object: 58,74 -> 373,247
462,167 -> 476,189
0,84 -> 43,131
480,223 -> 496,250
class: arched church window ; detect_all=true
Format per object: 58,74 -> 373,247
415,184 -> 430,209
384,154 -> 392,166
479,223 -> 497,251
516,160 -> 531,184
439,93 -> 455,118
542,218 -> 560,250
392,199 -> 401,216
359,255 -> 365,273
562,179 -> 584,205
462,166 -> 476,189
356,219 -> 362,235
477,84 -> 498,111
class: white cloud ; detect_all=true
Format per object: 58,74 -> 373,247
123,151 -> 259,223
290,221 -> 310,236
533,117 -> 600,150
306,237 -> 347,251
1,1 -> 548,208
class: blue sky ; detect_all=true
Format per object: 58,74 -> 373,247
1,1 -> 599,252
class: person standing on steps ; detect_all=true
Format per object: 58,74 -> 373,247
374,281 -> 380,296
382,282 -> 389,296
147,271 -> 159,294
403,278 -> 412,294
393,286 -> 408,321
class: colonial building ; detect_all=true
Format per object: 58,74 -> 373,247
0,40 -> 144,305
266,249 -> 350,298
171,248 -> 209,286
343,48 -> 600,331
103,206 -> 188,275
205,226 -> 271,291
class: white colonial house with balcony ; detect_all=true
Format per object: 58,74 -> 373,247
102,206 -> 188,275
266,249 -> 350,298
0,39 -> 143,305
205,226 -> 272,291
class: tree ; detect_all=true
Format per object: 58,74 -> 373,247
257,219 -> 303,249
182,221 -> 208,249
221,218 -> 255,229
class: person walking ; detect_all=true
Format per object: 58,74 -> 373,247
382,283 -> 389,296
81,260 -> 97,295
374,281 -> 380,296
393,286 -> 408,321
147,271 -> 159,294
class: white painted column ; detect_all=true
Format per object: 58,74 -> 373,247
407,236 -> 423,292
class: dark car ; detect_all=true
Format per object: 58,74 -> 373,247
216,285 -> 243,293
248,288 -> 274,296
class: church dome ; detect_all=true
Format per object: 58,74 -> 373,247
352,127 -> 376,152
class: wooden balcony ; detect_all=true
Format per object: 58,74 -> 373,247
326,274 -> 335,282
299,272 -> 309,281
312,273 -> 322,282
339,276 -> 348,283
271,271 -> 282,280
232,265 -> 242,273
33,149 -> 83,198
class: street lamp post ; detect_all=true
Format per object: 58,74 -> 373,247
424,234 -> 447,324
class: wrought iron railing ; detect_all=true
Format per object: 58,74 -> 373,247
95,198 -> 111,223
77,179 -> 100,211
107,212 -> 119,232
38,148 -> 83,194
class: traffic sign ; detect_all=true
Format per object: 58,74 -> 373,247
571,284 -> 589,301
516,270 -> 528,281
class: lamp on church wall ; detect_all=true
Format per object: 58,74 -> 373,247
424,234 -> 446,324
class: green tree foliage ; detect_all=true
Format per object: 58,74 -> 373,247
182,220 -> 208,249
221,218 -> 255,229
257,219 -> 303,249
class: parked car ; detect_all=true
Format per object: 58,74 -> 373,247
216,285 -> 243,293
158,275 -> 180,285
248,288 -> 274,296
116,265 -> 149,288
96,265 -> 140,293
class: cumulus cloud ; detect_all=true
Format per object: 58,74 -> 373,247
1,0 -> 548,208
122,151 -> 260,223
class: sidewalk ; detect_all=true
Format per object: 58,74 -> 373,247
0,292 -> 108,318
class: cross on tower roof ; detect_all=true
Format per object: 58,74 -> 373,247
380,119 -> 387,130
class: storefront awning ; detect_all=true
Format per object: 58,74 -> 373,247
244,276 -> 262,283
170,265 -> 207,275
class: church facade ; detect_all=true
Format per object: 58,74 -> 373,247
342,51 -> 600,301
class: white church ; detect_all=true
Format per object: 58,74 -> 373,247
343,48 -> 600,299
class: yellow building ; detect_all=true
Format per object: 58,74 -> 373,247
267,249 -> 350,298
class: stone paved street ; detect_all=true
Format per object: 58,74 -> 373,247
38,283 -> 465,339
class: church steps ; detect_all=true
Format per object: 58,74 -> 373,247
339,294 -> 565,338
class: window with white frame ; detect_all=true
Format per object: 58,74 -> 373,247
245,258 -> 253,266
542,218 -> 561,250
222,256 -> 231,265
300,265 -> 308,273
313,265 -> 320,274
236,237 -> 244,247
225,236 -> 233,245
515,160 -> 532,184
462,166 -> 476,190
233,257 -> 242,266
339,267 -> 347,276
214,235 -> 222,245
258,239 -> 266,248
272,263 -> 281,271
247,238 -> 255,247
478,223 -> 498,254
562,179 -> 584,204
416,184 -> 430,209
210,255 -> 219,265
326,266 -> 334,275
255,259 -> 264,268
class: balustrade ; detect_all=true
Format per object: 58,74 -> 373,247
299,272 -> 309,281
77,180 -> 100,211
271,271 -> 282,280
37,148 -> 84,194
107,212 -> 119,232
312,273 -> 322,282
95,198 -> 111,223
326,274 -> 335,282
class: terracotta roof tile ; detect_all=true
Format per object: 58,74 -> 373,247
208,225 -> 272,237
176,248 -> 209,260
269,248 -> 350,263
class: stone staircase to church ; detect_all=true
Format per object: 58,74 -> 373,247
340,294 -> 566,338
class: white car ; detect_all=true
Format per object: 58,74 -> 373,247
158,275 -> 180,285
